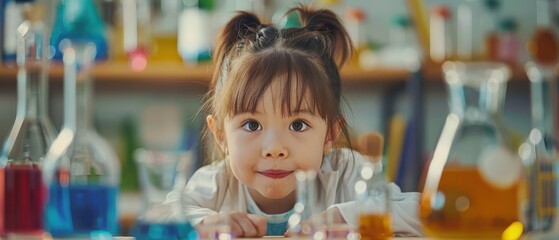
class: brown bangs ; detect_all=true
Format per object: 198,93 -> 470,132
219,49 -> 337,120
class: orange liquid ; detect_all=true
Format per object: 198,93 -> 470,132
419,167 -> 521,239
527,28 -> 558,65
485,32 -> 499,61
358,213 -> 393,240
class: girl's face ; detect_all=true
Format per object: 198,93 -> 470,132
214,79 -> 334,201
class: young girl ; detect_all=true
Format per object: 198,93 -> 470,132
179,5 -> 422,237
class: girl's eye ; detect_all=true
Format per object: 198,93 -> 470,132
290,120 -> 309,132
242,120 -> 261,132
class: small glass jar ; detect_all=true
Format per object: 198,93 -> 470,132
130,148 -> 197,240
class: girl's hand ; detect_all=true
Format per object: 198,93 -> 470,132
200,211 -> 267,237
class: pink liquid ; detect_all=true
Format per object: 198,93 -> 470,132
4,164 -> 45,234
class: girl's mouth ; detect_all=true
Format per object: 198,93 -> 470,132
259,170 -> 294,179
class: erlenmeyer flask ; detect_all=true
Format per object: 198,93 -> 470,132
0,20 -> 56,238
419,62 -> 525,239
50,0 -> 108,61
519,62 -> 559,237
43,43 -> 120,237
130,149 -> 197,240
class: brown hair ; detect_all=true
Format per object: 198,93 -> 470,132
202,5 -> 354,163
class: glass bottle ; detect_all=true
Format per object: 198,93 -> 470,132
497,17 -> 520,65
419,62 -> 525,239
112,0 -> 151,70
50,0 -> 108,61
177,0 -> 214,65
527,0 -> 558,65
0,20 -> 56,238
43,43 -> 120,237
130,149 -> 197,240
149,0 -> 181,62
519,62 -> 558,237
355,157 -> 392,240
2,0 -> 34,64
430,5 -> 452,63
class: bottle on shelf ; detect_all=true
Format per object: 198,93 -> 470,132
496,17 -> 520,65
419,62 -> 525,239
429,5 -> 452,63
43,42 -> 120,237
527,0 -> 558,65
482,0 -> 501,61
2,0 -> 35,65
0,20 -> 56,238
149,0 -> 181,62
50,0 -> 108,61
177,0 -> 214,65
112,0 -> 151,71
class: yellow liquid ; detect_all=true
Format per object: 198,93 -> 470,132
149,36 -> 182,62
358,213 -> 392,240
419,167 -> 522,239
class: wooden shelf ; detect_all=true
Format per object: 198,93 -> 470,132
0,61 -> 411,85
421,62 -> 529,82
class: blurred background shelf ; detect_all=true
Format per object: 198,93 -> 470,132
0,62 -> 412,85
0,62 -> 528,85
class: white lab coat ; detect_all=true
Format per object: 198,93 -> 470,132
177,148 -> 423,236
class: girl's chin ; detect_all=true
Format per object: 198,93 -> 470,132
259,187 -> 295,199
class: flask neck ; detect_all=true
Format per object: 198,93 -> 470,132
63,64 -> 93,132
530,70 -> 556,137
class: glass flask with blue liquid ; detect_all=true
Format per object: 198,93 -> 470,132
43,43 -> 120,238
130,149 -> 197,240
50,0 -> 107,61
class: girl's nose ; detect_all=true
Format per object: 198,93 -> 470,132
262,134 -> 288,159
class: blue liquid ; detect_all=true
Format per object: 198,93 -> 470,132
131,221 -> 197,240
50,0 -> 108,61
46,184 -> 118,237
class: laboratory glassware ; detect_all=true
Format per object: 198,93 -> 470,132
43,43 -> 120,237
527,0 -> 558,65
50,0 -> 108,61
130,149 -> 197,240
419,61 -> 525,239
1,20 -> 56,238
519,62 -> 559,238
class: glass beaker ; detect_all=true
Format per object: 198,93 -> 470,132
519,62 -> 559,238
419,62 -> 525,239
356,161 -> 392,240
130,149 -> 197,240
1,20 -> 56,238
287,170 -> 325,238
43,42 -> 120,237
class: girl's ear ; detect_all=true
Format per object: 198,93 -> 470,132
207,115 -> 227,152
323,119 -> 342,154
